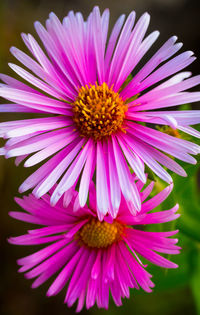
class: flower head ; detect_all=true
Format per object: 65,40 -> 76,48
1,7 -> 200,217
9,178 -> 180,311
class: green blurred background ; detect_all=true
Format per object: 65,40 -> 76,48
0,0 -> 200,314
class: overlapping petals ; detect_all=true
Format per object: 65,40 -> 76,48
0,6 -> 200,217
9,177 -> 180,311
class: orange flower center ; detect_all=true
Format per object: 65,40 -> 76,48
72,82 -> 127,141
76,218 -> 125,248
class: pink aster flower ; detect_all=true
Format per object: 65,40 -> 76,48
0,6 -> 200,217
9,178 -> 180,311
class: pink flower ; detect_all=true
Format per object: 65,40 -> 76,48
0,6 -> 200,217
9,178 -> 180,311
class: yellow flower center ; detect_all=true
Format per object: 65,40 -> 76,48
72,82 -> 127,141
76,218 -> 125,248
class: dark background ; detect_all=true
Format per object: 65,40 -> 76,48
0,0 -> 200,315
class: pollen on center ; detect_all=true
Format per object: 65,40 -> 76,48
72,82 -> 127,141
76,218 -> 125,249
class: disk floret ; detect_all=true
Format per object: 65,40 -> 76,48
73,82 -> 127,141
76,218 -> 125,248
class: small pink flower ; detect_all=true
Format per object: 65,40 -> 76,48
9,178 -> 180,311
0,6 -> 200,217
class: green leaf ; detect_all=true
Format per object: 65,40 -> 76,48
190,248 -> 200,315
179,103 -> 192,110
144,165 -> 158,182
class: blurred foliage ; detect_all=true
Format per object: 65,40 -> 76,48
145,129 -> 200,315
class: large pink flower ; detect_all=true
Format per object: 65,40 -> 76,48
0,6 -> 200,217
9,178 -> 180,311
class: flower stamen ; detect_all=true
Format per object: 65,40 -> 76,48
73,82 -> 127,141
76,218 -> 125,248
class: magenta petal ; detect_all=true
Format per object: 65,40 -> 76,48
9,171 -> 180,310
